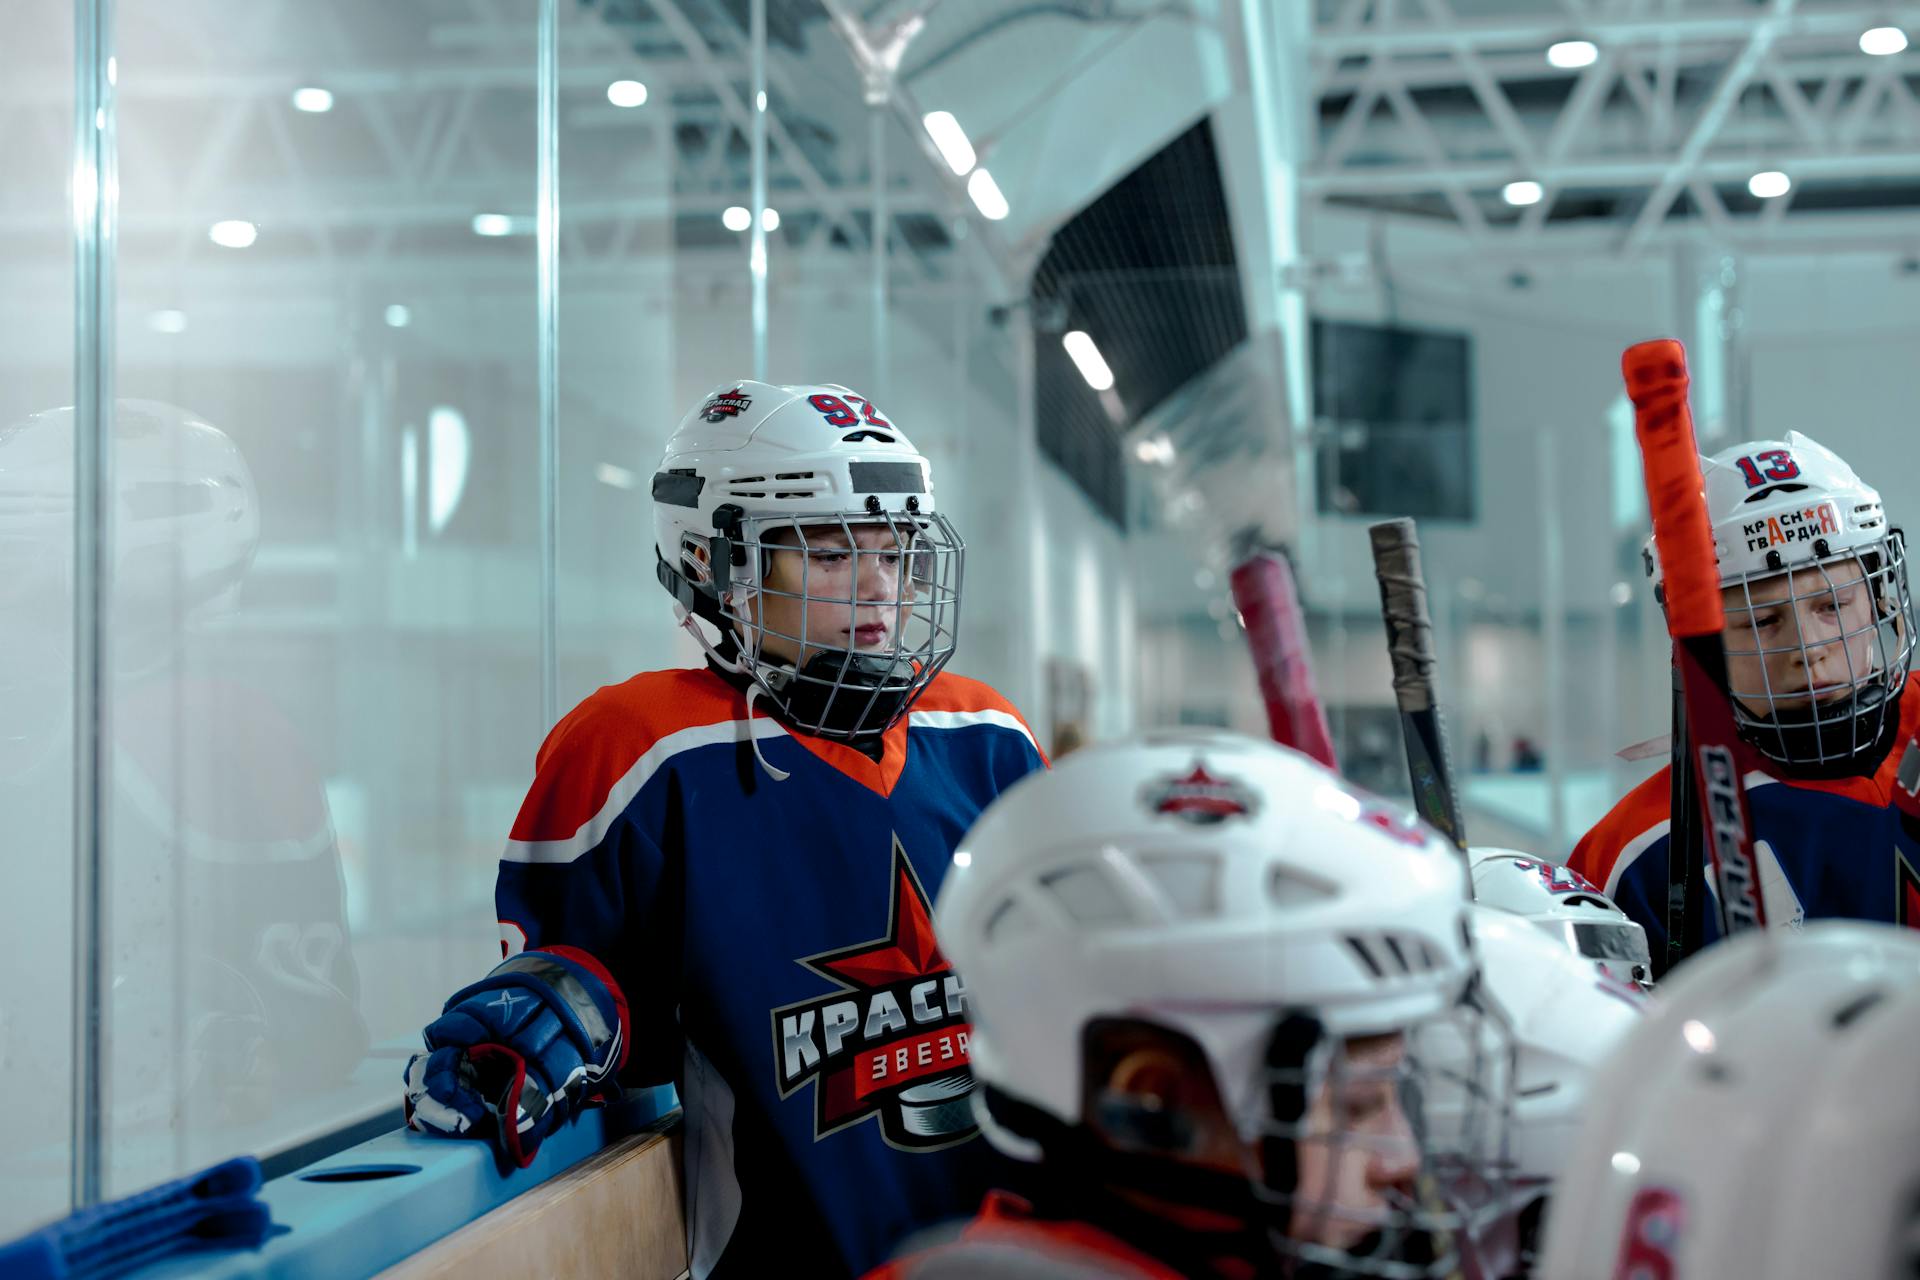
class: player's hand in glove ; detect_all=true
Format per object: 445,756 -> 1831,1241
403,946 -> 629,1167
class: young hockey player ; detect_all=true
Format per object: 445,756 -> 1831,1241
1570,431 -> 1918,959
870,730 -> 1514,1280
402,381 -> 1045,1278
1539,921 -> 1920,1279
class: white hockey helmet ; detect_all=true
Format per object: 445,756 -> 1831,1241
1643,430 -> 1913,771
1539,922 -> 1920,1280
0,400 -> 259,627
938,729 -> 1506,1277
651,381 -> 961,740
1422,906 -> 1647,1277
1469,849 -> 1652,991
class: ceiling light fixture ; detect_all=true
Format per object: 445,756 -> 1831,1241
606,79 -> 648,107
1547,39 -> 1599,69
922,110 -> 977,175
967,168 -> 1009,221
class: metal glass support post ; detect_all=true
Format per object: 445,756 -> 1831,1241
537,0 -> 559,731
1540,430 -> 1569,853
749,0 -> 768,381
70,0 -> 118,1212
868,86 -> 888,403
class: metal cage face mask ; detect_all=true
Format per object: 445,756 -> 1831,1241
1719,530 -> 1913,771
716,508 -> 964,741
1253,1006 -> 1517,1280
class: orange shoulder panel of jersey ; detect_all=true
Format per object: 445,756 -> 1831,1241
512,667 -> 744,843
1568,764 -> 1672,893
1567,669 -> 1920,889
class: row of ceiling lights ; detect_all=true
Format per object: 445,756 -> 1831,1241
277,81 -> 1022,242
145,301 -> 414,335
916,112 -> 1112,399
1499,169 -> 1793,206
290,79 -> 651,115
1494,24 -> 1910,212
210,78 -> 654,248
1541,23 -> 1906,70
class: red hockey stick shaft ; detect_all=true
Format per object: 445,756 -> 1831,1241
1625,339 -> 1767,936
1230,551 -> 1339,770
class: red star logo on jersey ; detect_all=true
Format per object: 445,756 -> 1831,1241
770,836 -> 976,1151
801,845 -> 951,989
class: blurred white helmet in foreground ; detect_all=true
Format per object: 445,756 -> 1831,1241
1422,906 -> 1646,1278
1539,922 -> 1920,1279
938,729 -> 1507,1278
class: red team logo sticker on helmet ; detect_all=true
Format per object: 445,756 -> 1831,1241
1504,855 -> 1602,898
700,387 -> 754,422
1144,762 -> 1258,825
771,837 -> 977,1151
1613,1185 -> 1685,1279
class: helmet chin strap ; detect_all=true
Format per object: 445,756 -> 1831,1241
1739,677 -> 1906,779
673,602 -> 744,675
673,604 -> 791,783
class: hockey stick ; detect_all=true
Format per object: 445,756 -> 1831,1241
1229,549 -> 1339,770
1625,339 -> 1767,945
1660,668 -> 1701,978
1894,739 -> 1920,929
1368,518 -> 1468,854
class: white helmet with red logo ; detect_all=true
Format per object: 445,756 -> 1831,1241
651,380 -> 961,740
0,400 -> 259,622
1642,430 -> 1913,771
938,729 -> 1509,1277
1469,849 -> 1652,991
1539,922 -> 1920,1280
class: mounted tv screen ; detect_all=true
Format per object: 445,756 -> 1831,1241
1311,318 -> 1474,521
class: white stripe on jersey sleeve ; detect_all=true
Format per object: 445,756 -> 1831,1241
907,706 -> 1040,755
502,717 -> 791,865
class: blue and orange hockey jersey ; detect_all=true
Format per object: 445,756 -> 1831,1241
495,666 -> 1045,1279
1569,671 -> 1920,956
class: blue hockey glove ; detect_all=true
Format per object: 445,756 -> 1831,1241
403,946 -> 629,1167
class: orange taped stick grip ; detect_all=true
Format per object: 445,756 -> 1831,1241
1623,339 -> 1724,640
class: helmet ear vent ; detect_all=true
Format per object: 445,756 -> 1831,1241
842,431 -> 896,444
1743,482 -> 1809,502
1563,894 -> 1613,911
1830,988 -> 1887,1029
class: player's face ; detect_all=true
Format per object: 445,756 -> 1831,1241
1094,1028 -> 1420,1251
1721,558 -> 1880,715
1288,1033 -> 1421,1250
750,523 -> 914,665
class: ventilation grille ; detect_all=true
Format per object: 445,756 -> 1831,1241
1343,931 -> 1443,981
723,471 -> 824,500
